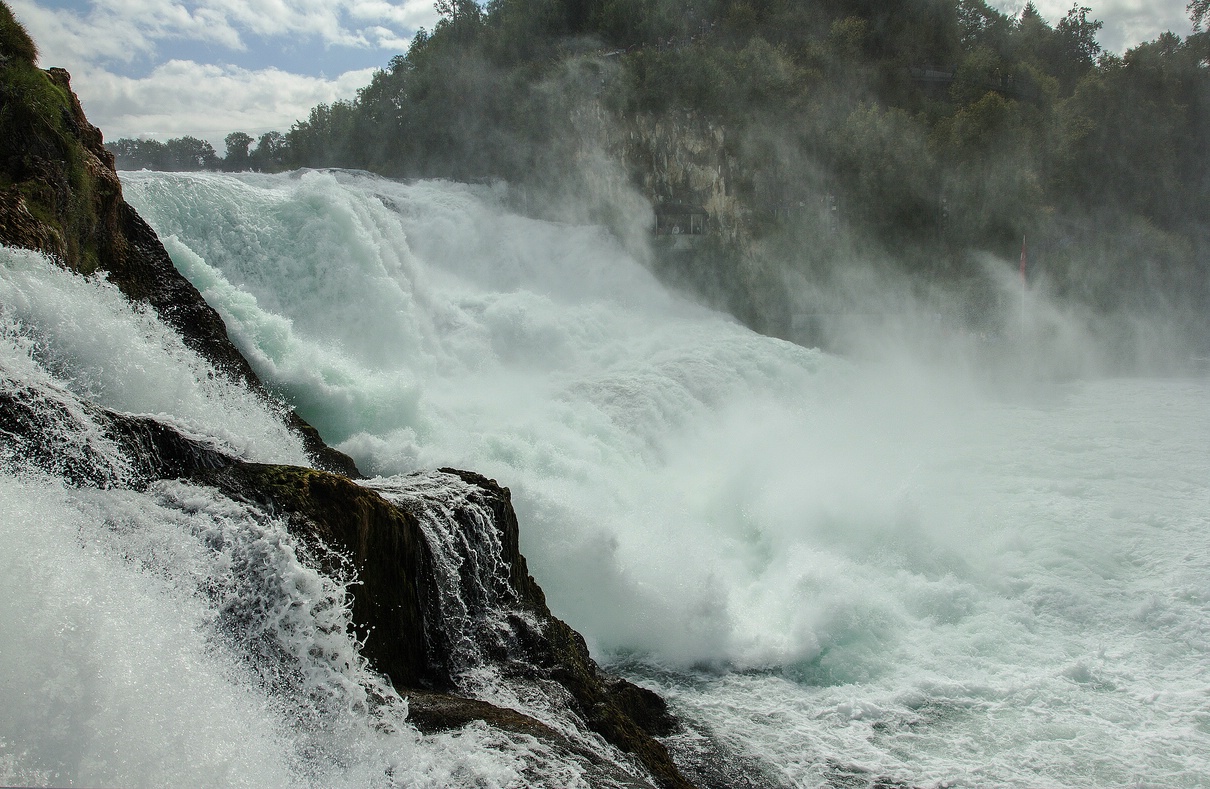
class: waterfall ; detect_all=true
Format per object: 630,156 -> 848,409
3,167 -> 1207,787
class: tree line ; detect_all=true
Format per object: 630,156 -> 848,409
106,0 -> 1210,241
108,130 -> 286,172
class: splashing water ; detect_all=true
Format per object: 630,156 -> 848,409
365,472 -> 526,683
85,169 -> 1210,786
0,246 -> 618,788
0,246 -> 309,466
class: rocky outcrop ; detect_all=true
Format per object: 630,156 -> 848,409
0,381 -> 693,787
401,469 -> 688,789
0,31 -> 355,476
625,111 -> 793,338
622,112 -> 748,245
202,461 -> 691,788
567,103 -> 792,338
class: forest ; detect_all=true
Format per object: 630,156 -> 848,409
108,0 -> 1210,350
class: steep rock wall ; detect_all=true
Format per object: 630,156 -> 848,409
596,107 -> 793,337
0,36 -> 356,475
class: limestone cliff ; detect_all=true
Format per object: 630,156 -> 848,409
568,102 -> 793,338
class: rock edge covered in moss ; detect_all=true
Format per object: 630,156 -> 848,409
0,29 -> 356,476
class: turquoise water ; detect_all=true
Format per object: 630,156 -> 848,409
5,168 -> 1205,787
1,245 -> 606,787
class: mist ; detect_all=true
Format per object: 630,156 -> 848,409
115,167 -> 1210,785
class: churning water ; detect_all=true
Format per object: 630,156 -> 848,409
2,168 -> 1205,787
0,246 -> 603,788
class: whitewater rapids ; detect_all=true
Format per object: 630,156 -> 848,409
2,168 -> 1206,787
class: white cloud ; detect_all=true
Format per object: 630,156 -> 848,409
10,0 -> 440,66
365,25 -> 414,51
12,0 -> 247,63
70,60 -> 378,145
993,0 -> 1193,54
348,0 -> 436,28
1090,0 -> 1193,54
7,0 -> 435,145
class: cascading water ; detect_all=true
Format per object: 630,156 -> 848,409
364,472 -> 527,683
364,471 -> 662,787
0,246 -> 625,788
4,166 -> 1205,787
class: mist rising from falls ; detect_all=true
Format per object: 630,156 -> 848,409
114,170 -> 1210,787
124,170 -> 879,666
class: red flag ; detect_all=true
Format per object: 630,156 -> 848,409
1018,234 -> 1028,332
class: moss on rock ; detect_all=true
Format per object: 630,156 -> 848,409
0,10 -> 357,476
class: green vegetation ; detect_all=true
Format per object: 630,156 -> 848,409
104,0 -> 1209,348
108,136 -> 220,171
0,25 -> 119,276
0,1 -> 37,64
109,130 -> 289,173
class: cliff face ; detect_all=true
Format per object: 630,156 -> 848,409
622,112 -> 747,245
0,31 -> 355,476
590,107 -> 793,337
0,12 -> 694,788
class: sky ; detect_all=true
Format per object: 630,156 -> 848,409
10,0 -> 1197,154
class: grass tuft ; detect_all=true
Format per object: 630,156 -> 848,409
0,2 -> 38,65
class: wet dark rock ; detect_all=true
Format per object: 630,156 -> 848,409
405,689 -> 558,738
394,469 -> 694,788
0,385 -> 233,487
194,462 -> 440,689
405,691 -> 667,789
0,54 -> 356,476
215,464 -> 696,789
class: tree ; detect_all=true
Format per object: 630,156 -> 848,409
957,0 -> 1011,51
164,136 -> 219,170
250,131 -> 285,171
223,131 -> 253,170
434,0 -> 481,19
1055,5 -> 1101,69
1011,1 -> 1059,68
1191,0 -> 1209,31
106,138 -> 170,170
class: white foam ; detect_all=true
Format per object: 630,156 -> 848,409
0,246 -> 308,465
120,170 -> 1210,786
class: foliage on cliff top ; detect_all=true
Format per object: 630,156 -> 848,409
103,0 -> 1209,244
0,1 -> 36,64
266,0 -> 1206,230
0,11 -> 115,276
